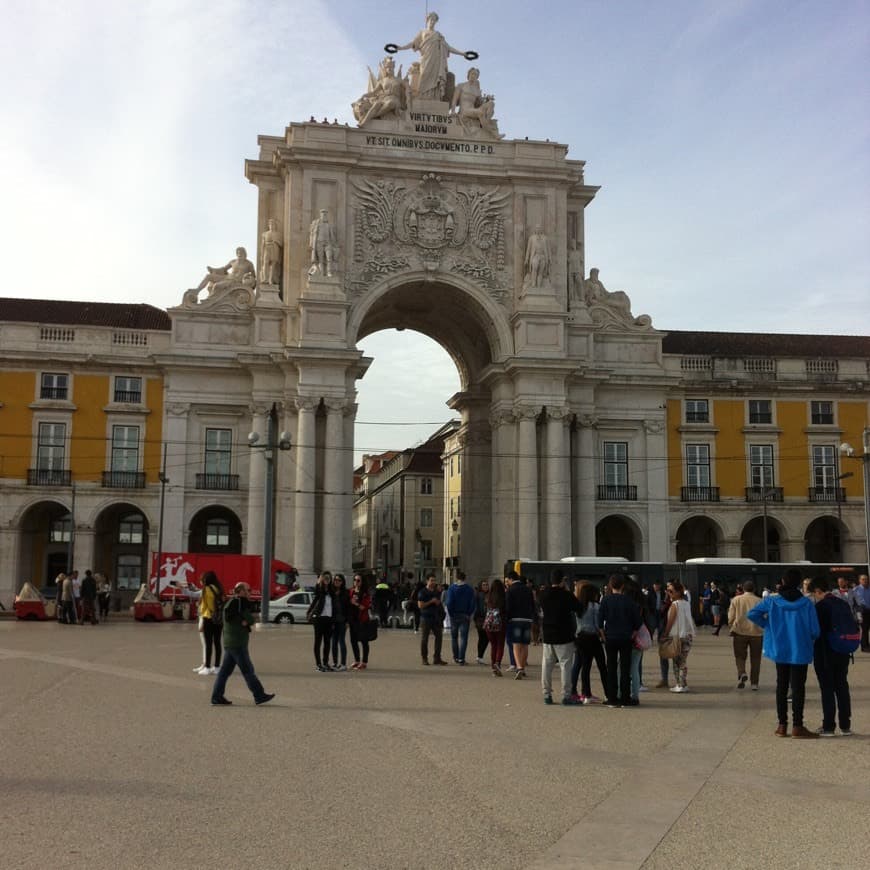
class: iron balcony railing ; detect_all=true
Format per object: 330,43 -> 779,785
101,470 -> 146,489
195,473 -> 240,491
27,468 -> 71,486
39,386 -> 68,400
597,485 -> 638,501
680,486 -> 720,502
113,389 -> 142,403
745,486 -> 784,503
808,487 -> 845,503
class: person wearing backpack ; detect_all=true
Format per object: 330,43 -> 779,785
807,576 -> 855,736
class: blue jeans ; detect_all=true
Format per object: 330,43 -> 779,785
211,646 -> 267,703
331,621 -> 347,666
450,615 -> 470,662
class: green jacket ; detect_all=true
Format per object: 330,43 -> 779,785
222,596 -> 255,650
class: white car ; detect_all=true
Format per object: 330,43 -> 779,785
268,590 -> 313,624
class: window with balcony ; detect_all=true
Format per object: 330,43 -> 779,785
30,422 -> 68,485
114,376 -> 142,403
810,401 -> 834,425
809,445 -> 841,501
420,508 -> 433,528
682,443 -> 718,501
599,441 -> 637,500
198,428 -> 238,489
746,445 -> 782,501
40,373 -> 68,400
685,399 -> 709,423
206,518 -> 230,547
420,477 -> 433,495
748,400 -> 772,425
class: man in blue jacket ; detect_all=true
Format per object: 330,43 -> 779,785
747,568 -> 820,738
444,571 -> 476,664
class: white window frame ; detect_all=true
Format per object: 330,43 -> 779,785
603,441 -> 628,487
111,425 -> 141,472
685,399 -> 710,424
810,400 -> 834,425
686,443 -> 711,488
749,444 -> 774,487
39,372 -> 69,401
113,375 -> 143,404
747,399 -> 773,425
811,445 -> 837,489
205,428 -> 233,476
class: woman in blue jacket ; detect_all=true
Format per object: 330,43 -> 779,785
747,568 -> 820,739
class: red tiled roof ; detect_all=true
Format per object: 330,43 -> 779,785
0,298 -> 171,331
662,330 -> 870,358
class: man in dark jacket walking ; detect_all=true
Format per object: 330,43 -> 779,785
538,571 -> 581,705
211,582 -> 275,706
79,570 -> 98,625
597,575 -> 642,708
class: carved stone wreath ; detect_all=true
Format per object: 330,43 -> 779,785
346,173 -> 509,300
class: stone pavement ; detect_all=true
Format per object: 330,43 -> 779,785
0,620 -> 866,870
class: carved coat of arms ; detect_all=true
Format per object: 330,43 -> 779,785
348,173 -> 509,299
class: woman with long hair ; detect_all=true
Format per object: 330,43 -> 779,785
307,571 -> 335,672
624,578 -> 653,705
571,581 -> 607,703
661,579 -> 696,693
484,578 -> 507,676
474,579 -> 490,664
330,574 -> 350,671
348,574 -> 373,670
195,571 -> 224,676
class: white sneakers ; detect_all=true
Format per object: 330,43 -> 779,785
194,665 -> 219,675
669,685 -> 689,693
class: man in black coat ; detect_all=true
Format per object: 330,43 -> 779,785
597,574 -> 642,708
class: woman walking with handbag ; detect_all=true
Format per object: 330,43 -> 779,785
483,579 -> 507,676
307,572 -> 335,672
661,580 -> 696,693
348,574 -> 373,670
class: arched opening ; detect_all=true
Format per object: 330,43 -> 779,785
596,515 -> 639,560
352,277 -> 502,582
741,516 -> 782,562
675,516 -> 722,561
17,500 -> 71,592
94,503 -> 149,599
188,506 -> 242,554
804,516 -> 844,562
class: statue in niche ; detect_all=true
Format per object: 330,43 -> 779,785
450,68 -> 501,139
567,239 -> 584,302
260,218 -> 283,285
353,56 -> 406,126
391,11 -> 471,101
523,226 -> 551,289
309,209 -> 339,278
190,246 -> 256,296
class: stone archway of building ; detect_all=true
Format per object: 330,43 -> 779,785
93,503 -> 149,598
675,516 -> 722,561
17,500 -> 71,590
804,516 -> 844,562
740,516 -> 783,562
596,515 -> 640,560
188,506 -> 243,554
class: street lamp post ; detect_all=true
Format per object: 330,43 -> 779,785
840,428 -> 870,571
248,404 -> 292,625
155,443 -> 169,597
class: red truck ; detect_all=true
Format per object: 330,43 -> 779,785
138,553 -> 295,621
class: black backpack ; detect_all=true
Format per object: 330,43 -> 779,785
826,596 -> 859,655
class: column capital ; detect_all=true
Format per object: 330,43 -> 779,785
343,402 -> 358,418
488,408 -> 515,430
543,405 -> 569,421
577,413 -> 598,429
324,398 -> 347,413
294,396 -> 320,413
249,402 -> 274,417
514,403 -> 540,421
643,419 -> 664,434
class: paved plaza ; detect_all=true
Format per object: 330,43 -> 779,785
0,619 -> 867,870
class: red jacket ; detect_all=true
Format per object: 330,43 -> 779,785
349,591 -> 371,623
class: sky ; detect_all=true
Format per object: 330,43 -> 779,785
2,0 -> 868,459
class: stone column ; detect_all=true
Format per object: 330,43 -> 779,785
515,404 -> 540,559
341,403 -> 357,575
74,527 -> 96,576
490,409 -> 517,573
460,419 -> 492,580
162,403 -> 190,553
245,404 -> 272,556
273,403 -> 298,566
544,408 -> 571,558
644,419 -> 670,561
294,397 -> 319,579
574,415 -> 597,557
322,399 -> 346,572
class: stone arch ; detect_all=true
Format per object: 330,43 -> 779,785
740,514 -> 786,561
596,514 -> 643,560
17,499 -> 71,589
804,515 -> 845,562
675,515 -> 724,561
84,496 -> 156,532
349,272 -> 512,387
93,502 -> 150,594
188,505 -> 243,553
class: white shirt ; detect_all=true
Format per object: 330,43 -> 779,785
669,599 -> 695,639
321,594 -> 333,618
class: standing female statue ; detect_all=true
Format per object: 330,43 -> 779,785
393,12 -> 469,101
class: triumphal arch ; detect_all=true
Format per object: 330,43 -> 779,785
165,13 -> 667,580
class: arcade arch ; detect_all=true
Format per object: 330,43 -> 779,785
17,499 -> 71,589
740,516 -> 784,562
675,516 -> 722,561
93,503 -> 149,594
188,506 -> 243,553
804,515 -> 844,562
596,515 -> 641,560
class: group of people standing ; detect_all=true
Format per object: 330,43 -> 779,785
306,572 -> 375,671
54,570 -> 111,625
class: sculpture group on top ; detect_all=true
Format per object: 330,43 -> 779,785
572,266 -> 652,329
352,11 -> 502,140
183,246 -> 256,309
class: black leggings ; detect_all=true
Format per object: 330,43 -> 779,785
476,622 -> 489,659
314,617 -> 333,666
350,625 -> 370,664
204,618 -> 222,668
573,633 -> 607,697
